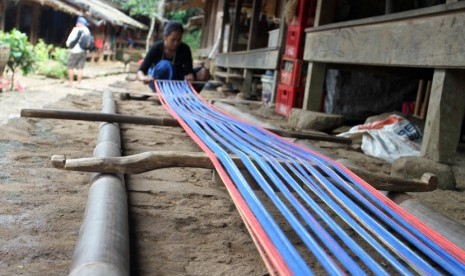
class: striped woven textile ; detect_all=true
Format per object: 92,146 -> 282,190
155,80 -> 465,275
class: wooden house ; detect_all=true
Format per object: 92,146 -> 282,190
0,0 -> 148,61
302,0 -> 465,164
195,0 -> 465,165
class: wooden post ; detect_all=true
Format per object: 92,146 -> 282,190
385,0 -> 394,14
277,0 -> 287,49
314,0 -> 337,27
0,0 -> 5,31
302,62 -> 326,111
31,3 -> 40,44
421,69 -> 465,164
242,0 -> 262,99
15,3 -> 21,30
247,0 -> 261,51
218,0 -> 229,54
228,0 -> 243,52
302,0 -> 336,111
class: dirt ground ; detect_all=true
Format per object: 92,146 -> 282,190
1,62 -> 464,275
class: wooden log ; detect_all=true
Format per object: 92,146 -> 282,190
22,108 -> 350,144
20,109 -> 181,127
51,151 -> 437,192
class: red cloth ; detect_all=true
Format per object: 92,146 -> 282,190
94,38 -> 104,49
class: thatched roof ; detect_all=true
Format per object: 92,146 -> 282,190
64,0 -> 148,29
28,0 -> 83,16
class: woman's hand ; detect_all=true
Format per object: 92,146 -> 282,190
141,75 -> 154,85
137,70 -> 154,85
185,73 -> 194,82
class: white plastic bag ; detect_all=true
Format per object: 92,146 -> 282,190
338,115 -> 422,163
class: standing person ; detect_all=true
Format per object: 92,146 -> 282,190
137,21 -> 210,92
65,16 -> 91,86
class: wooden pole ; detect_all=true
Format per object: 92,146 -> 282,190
21,108 -> 351,144
21,108 -> 181,127
51,151 -> 437,192
68,91 -> 129,276
420,80 -> 432,119
414,79 -> 425,116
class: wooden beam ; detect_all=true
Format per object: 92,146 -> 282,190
421,69 -> 465,164
50,151 -> 437,192
215,47 -> 280,69
307,1 -> 465,32
304,7 -> 465,68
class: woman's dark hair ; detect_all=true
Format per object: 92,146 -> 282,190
163,21 -> 184,36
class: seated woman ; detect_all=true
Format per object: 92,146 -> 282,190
137,21 -> 210,92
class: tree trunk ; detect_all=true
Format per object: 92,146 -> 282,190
146,17 -> 156,53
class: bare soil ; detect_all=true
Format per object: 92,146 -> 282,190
0,63 -> 464,275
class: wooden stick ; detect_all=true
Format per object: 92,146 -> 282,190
20,109 -> 181,127
414,79 -> 425,116
51,151 -> 437,192
51,152 -> 240,173
21,108 -> 351,144
420,80 -> 432,119
269,128 -> 352,144
209,98 -> 268,106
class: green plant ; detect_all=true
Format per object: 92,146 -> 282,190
34,43 -> 68,79
51,47 -> 68,65
182,29 -> 201,56
36,60 -> 67,79
0,29 -> 35,91
34,39 -> 53,63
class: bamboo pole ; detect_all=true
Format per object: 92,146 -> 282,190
69,91 -> 129,276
